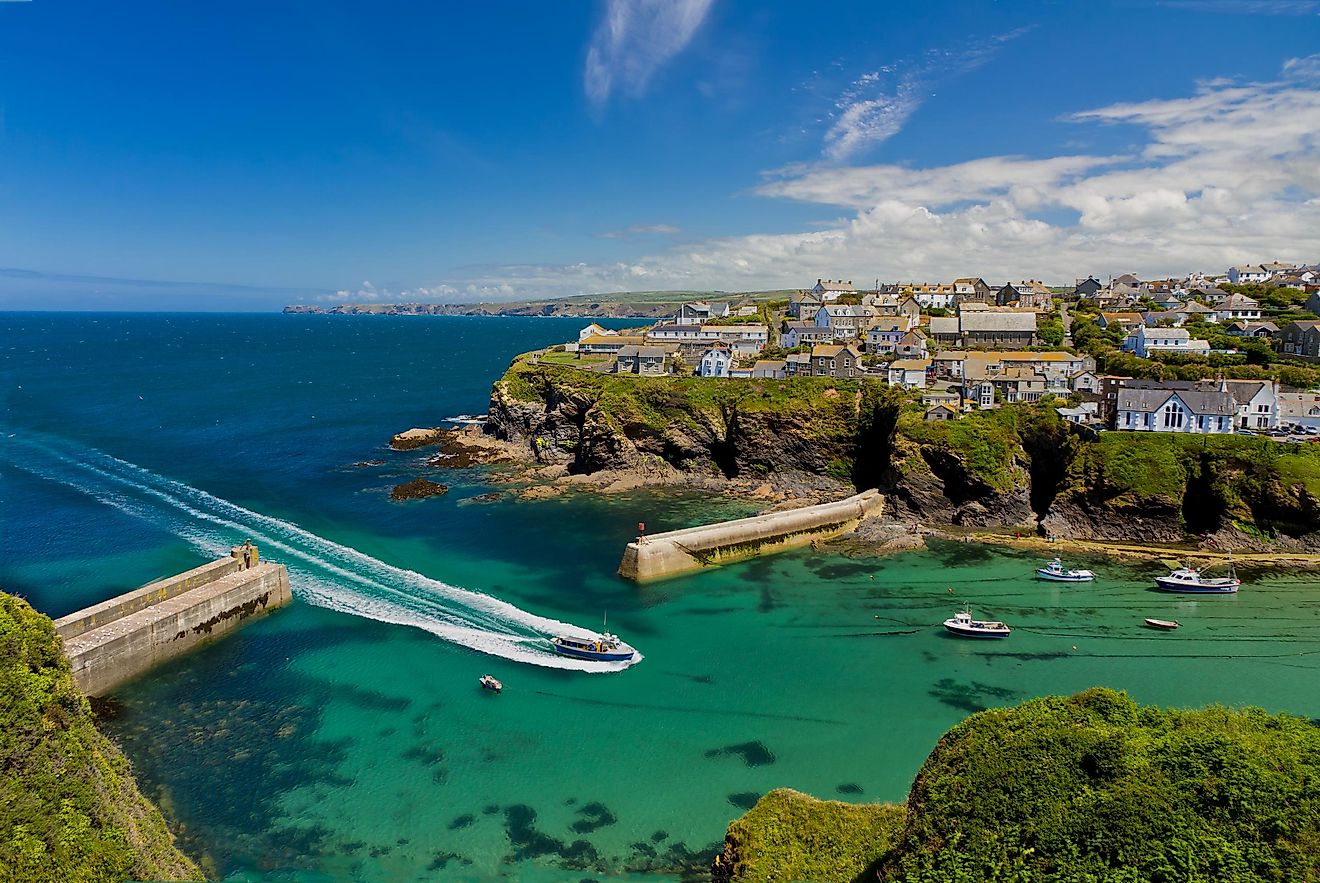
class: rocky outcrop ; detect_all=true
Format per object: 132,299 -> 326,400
389,477 -> 449,501
390,427 -> 448,450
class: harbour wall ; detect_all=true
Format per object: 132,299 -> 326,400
618,489 -> 884,582
56,546 -> 292,697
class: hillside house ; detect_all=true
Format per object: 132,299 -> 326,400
866,319 -> 908,353
953,277 -> 994,304
810,279 -> 855,301
809,343 -> 863,379
613,346 -> 667,376
580,334 -> 646,355
1073,276 -> 1103,298
578,323 -> 617,341
887,358 -> 931,390
697,345 -> 734,378
901,282 -> 957,310
959,309 -> 1038,348
815,304 -> 877,338
1124,326 -> 1210,358
895,329 -> 929,358
782,322 -> 836,348
925,403 -> 958,422
1227,265 -> 1270,284
1277,320 -> 1320,357
1278,392 -> 1320,429
1215,294 -> 1262,323
751,360 -> 787,380
1116,386 -> 1236,434
676,301 -> 730,323
788,291 -> 825,319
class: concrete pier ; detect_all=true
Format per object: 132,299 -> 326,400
56,545 -> 292,697
619,489 -> 884,582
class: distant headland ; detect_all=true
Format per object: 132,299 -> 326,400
282,289 -> 793,319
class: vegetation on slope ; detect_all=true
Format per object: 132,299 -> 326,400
717,688 -> 1320,883
0,593 -> 202,883
713,789 -> 904,883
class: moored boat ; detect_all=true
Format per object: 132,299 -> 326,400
1144,618 -> 1180,631
942,609 -> 1011,639
1154,557 -> 1240,594
479,674 -> 503,693
1036,557 -> 1095,582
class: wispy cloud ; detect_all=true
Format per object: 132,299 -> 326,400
584,0 -> 714,106
1159,0 -> 1320,13
822,27 -> 1033,162
402,54 -> 1320,301
600,223 -> 681,239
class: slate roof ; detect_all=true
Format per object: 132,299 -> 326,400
1117,387 -> 1236,416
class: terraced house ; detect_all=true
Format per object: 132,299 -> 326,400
1277,320 -> 1320,358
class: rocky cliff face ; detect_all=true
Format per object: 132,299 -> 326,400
483,360 -> 1320,545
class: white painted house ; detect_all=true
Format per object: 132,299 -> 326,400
1124,326 -> 1211,358
697,346 -> 733,378
1227,265 -> 1270,284
1214,294 -> 1262,323
1116,387 -> 1236,434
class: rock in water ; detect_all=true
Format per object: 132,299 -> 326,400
389,478 -> 449,501
390,427 -> 447,450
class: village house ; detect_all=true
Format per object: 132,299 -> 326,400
1306,292 -> 1320,316
887,358 -> 931,390
1227,265 -> 1270,285
895,329 -> 929,358
1072,276 -> 1103,299
958,309 -> 1038,348
579,334 -> 646,355
815,304 -> 877,338
809,343 -> 863,379
613,345 -> 667,376
781,322 -> 836,348
1123,326 -> 1211,358
1098,311 -> 1143,332
1224,320 -> 1278,338
1214,294 -> 1262,323
1218,379 -> 1278,430
1071,371 -> 1102,394
676,301 -> 731,323
785,352 -> 810,377
1278,392 -> 1320,429
931,351 -> 968,379
900,282 -> 957,310
645,323 -> 768,356
751,360 -> 787,380
953,277 -> 994,304
1277,320 -> 1320,357
1116,386 -> 1236,434
1056,402 -> 1100,425
578,322 -> 617,341
925,403 -> 958,422
922,388 -> 962,409
696,345 -> 734,378
788,290 -> 825,319
865,318 -> 908,353
810,279 -> 856,301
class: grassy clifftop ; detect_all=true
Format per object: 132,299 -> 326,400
717,688 -> 1320,883
0,593 -> 203,883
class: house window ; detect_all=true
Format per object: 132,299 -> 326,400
1162,403 -> 1184,428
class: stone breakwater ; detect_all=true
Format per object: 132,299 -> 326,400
56,547 -> 292,696
618,490 -> 885,582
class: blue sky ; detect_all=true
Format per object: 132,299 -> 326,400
1,0 -> 1318,310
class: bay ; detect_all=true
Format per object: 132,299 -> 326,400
4,313 -> 1320,882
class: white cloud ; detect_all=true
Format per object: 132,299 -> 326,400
584,0 -> 714,106
338,55 -> 1320,301
822,28 -> 1032,161
600,223 -> 681,239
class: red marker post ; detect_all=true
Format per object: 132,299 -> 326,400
638,521 -> 646,544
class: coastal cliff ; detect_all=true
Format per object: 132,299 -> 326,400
479,359 -> 1320,547
0,593 -> 203,883
713,688 -> 1320,882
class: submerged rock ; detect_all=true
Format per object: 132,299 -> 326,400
389,477 -> 449,501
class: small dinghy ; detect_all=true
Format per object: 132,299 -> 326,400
479,674 -> 503,693
1144,618 -> 1180,631
943,609 -> 1011,639
1036,557 -> 1095,582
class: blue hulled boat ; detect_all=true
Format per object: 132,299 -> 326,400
1154,557 -> 1240,594
550,631 -> 638,662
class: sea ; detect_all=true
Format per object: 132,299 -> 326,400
3,312 -> 1320,882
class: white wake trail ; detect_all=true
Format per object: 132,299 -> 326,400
6,436 -> 638,672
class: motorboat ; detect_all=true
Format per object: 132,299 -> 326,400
1036,557 -> 1095,582
942,609 -> 1011,639
479,674 -> 503,693
1144,618 -> 1180,631
1154,557 -> 1240,594
550,631 -> 638,662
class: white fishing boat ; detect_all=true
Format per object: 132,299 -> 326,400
1154,556 -> 1240,594
1036,557 -> 1095,582
942,609 -> 1011,639
1144,618 -> 1180,631
478,674 -> 503,693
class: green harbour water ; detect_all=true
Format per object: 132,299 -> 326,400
4,313 -> 1320,882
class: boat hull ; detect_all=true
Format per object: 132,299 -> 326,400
1153,578 -> 1239,594
1144,619 -> 1180,630
943,623 -> 1010,639
551,643 -> 637,662
1036,570 -> 1094,582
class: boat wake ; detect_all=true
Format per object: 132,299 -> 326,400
5,435 -> 638,672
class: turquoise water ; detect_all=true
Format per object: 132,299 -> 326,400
4,313 -> 1320,882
